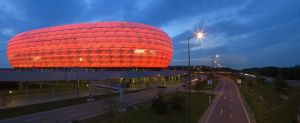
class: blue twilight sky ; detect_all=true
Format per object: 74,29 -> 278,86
0,0 -> 299,69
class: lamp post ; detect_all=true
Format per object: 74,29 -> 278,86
8,90 -> 12,104
210,54 -> 219,97
76,57 -> 83,98
187,30 -> 205,123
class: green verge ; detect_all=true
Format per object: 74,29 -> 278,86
239,79 -> 300,123
81,93 -> 213,123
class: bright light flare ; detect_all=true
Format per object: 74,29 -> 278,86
196,31 -> 206,40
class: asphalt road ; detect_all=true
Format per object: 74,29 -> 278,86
0,84 -> 183,123
206,76 -> 250,123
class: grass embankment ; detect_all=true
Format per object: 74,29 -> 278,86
240,78 -> 300,123
0,93 -> 116,120
82,93 -> 212,123
0,87 -> 151,120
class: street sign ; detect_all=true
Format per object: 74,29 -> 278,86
237,79 -> 242,84
207,80 -> 213,85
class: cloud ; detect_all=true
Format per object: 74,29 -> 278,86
0,0 -> 299,68
0,1 -> 27,21
169,0 -> 300,68
1,28 -> 14,36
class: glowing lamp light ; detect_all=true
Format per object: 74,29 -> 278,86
196,31 -> 205,41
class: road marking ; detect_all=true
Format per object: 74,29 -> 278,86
64,109 -> 75,114
70,113 -> 83,117
230,114 -> 232,119
224,96 -> 226,100
230,105 -> 232,109
220,109 -> 223,116
205,80 -> 225,123
25,117 -> 41,122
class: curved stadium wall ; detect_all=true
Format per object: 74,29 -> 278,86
7,22 -> 173,68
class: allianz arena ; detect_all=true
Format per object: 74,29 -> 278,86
7,22 -> 173,68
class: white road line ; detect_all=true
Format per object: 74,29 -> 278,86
205,80 -> 225,123
220,109 -> 223,116
224,96 -> 226,100
25,117 -> 41,122
230,114 -> 232,119
230,105 -> 232,109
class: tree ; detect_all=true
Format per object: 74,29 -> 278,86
151,93 -> 168,114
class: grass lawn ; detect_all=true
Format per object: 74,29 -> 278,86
240,78 -> 300,123
81,93 -> 212,123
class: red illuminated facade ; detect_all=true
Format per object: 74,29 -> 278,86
7,22 -> 173,68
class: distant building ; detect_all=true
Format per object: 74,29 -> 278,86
7,22 -> 173,68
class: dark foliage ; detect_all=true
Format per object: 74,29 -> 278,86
274,74 -> 288,94
168,91 -> 185,111
151,93 -> 168,114
242,66 -> 300,80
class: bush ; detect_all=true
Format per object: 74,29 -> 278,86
247,80 -> 255,89
151,93 -> 168,114
194,81 -> 204,94
168,91 -> 185,111
274,75 -> 288,94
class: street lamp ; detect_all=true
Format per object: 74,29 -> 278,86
76,57 -> 83,98
187,30 -> 206,123
210,54 -> 219,96
8,90 -> 12,103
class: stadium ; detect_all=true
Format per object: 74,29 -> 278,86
7,22 -> 173,68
